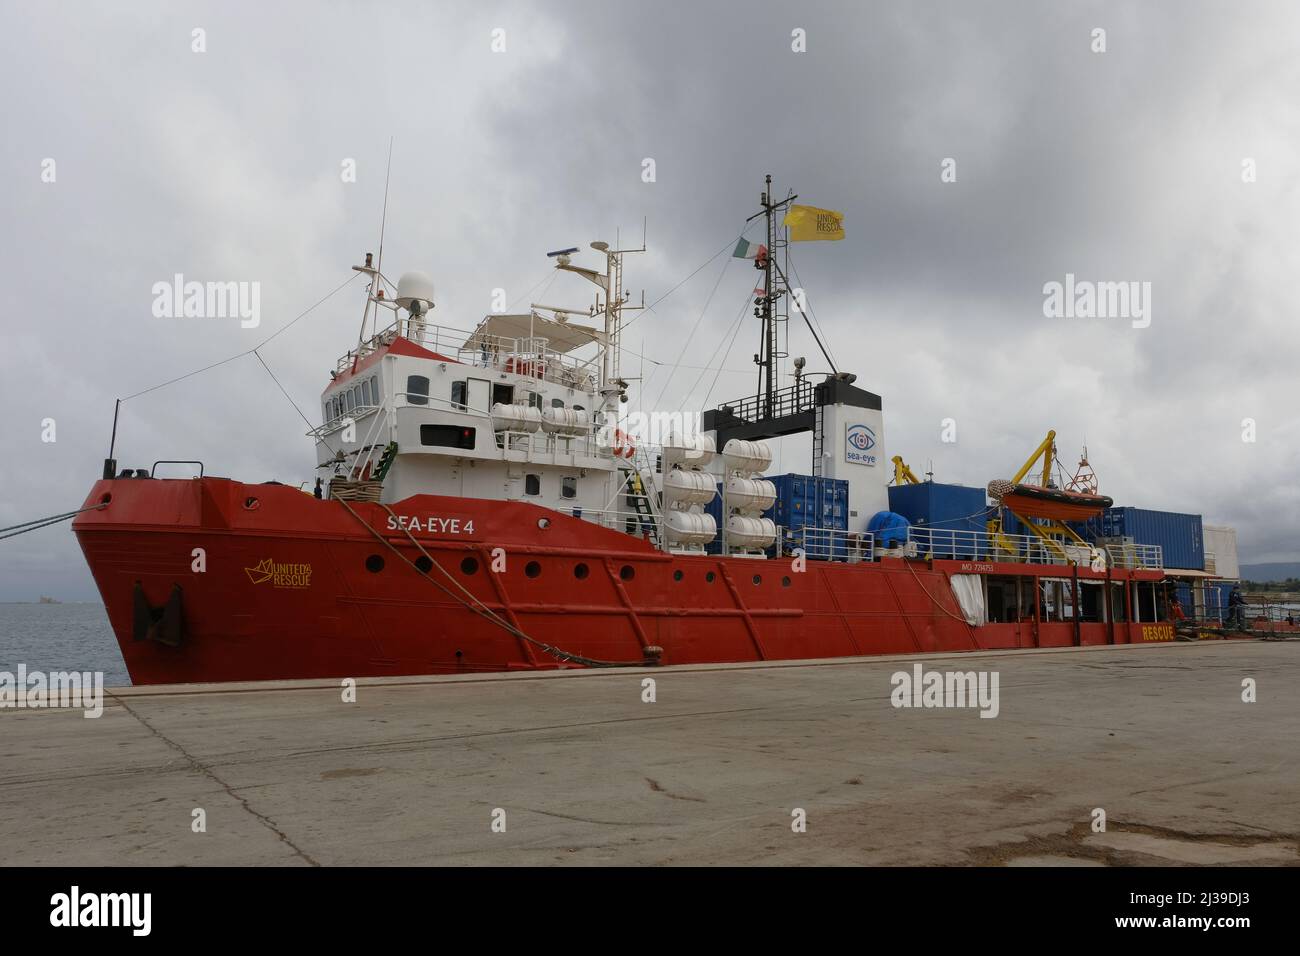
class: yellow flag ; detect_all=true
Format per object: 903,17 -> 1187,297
783,204 -> 844,242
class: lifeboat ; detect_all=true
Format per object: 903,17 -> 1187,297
997,483 -> 1112,521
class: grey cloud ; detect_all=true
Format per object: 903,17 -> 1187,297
1,0 -> 1297,600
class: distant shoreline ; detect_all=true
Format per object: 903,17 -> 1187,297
0,601 -> 104,606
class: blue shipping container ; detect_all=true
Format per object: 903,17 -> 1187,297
762,474 -> 848,559
816,479 -> 850,532
888,482 -> 989,559
1085,506 -> 1204,570
768,474 -> 848,533
703,484 -> 724,554
703,474 -> 850,557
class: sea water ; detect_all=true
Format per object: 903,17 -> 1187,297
0,603 -> 128,687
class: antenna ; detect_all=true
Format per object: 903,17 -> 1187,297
373,137 -> 394,331
355,139 -> 394,353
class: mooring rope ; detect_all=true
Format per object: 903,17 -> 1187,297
903,558 -> 973,626
0,503 -> 108,542
334,496 -> 655,668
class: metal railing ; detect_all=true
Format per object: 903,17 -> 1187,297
906,526 -> 1163,570
1103,542 -> 1164,570
335,319 -> 601,391
567,506 -> 657,538
309,403 -> 382,441
797,526 -> 875,562
714,381 -> 816,424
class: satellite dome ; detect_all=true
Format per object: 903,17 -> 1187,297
396,271 -> 435,312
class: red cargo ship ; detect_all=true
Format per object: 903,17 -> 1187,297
73,180 -> 1184,685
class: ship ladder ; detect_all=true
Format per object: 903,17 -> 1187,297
372,441 -> 399,481
627,471 -> 660,548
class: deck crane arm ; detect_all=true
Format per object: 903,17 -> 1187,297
891,455 -> 923,486
1012,430 -> 1057,487
991,428 -> 1093,562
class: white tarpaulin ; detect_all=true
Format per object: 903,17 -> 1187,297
466,312 -> 604,354
949,574 -> 988,627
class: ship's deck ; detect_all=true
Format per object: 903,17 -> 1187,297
3,639 -> 1297,866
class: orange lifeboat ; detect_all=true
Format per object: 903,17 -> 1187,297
999,483 -> 1112,522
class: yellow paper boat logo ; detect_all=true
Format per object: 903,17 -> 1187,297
245,558 -> 312,588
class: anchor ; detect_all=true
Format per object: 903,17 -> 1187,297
132,582 -> 185,647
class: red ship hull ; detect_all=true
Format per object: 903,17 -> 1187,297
75,477 -> 1186,686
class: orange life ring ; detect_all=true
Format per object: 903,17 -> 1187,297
611,428 -> 635,459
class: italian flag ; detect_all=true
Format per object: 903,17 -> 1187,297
732,238 -> 768,260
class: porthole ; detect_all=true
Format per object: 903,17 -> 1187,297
673,569 -> 684,582
415,556 -> 433,574
365,554 -> 384,573
574,563 -> 589,580
752,574 -> 762,586
619,565 -> 635,581
525,561 -> 542,578
243,496 -> 260,511
537,517 -> 551,529
782,576 -> 792,588
705,571 -> 716,583
461,556 -> 479,575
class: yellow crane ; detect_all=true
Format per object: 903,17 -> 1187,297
890,455 -> 923,486
987,429 -> 1093,563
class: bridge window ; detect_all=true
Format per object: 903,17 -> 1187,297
420,424 -> 475,449
527,392 -> 541,409
451,380 -> 467,410
525,474 -> 541,496
344,389 -> 355,412
407,375 -> 430,406
561,476 -> 577,499
551,398 -> 565,408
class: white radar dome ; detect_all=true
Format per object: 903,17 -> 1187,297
396,271 -> 436,312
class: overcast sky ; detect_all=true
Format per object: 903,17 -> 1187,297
2,0 -> 1297,600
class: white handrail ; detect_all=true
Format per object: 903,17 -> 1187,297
335,319 -> 601,391
797,527 -> 875,562
906,525 -> 1163,569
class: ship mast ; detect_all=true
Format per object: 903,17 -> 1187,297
552,238 -> 644,431
748,175 -> 797,417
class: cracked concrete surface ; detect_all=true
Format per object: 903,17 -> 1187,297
0,641 -> 1296,866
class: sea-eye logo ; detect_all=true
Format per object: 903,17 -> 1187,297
245,559 -> 312,588
845,423 -> 877,466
